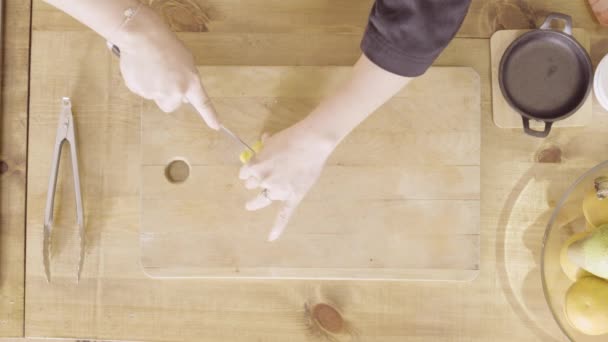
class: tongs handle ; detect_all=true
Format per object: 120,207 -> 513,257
43,119 -> 64,282
43,119 -> 65,232
66,102 -> 85,281
66,109 -> 83,229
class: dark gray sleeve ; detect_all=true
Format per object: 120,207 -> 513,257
361,0 -> 471,77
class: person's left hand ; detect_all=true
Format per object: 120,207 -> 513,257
239,122 -> 336,241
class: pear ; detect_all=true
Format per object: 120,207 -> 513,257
561,231 -> 593,281
568,224 -> 608,280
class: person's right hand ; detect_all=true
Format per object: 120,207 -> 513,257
113,5 -> 219,129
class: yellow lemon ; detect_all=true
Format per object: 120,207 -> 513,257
565,276 -> 608,336
583,187 -> 608,229
586,219 -> 598,232
561,231 -> 593,281
239,140 -> 264,164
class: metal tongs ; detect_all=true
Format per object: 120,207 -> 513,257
43,97 -> 84,282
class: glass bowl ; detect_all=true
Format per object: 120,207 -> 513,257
541,160 -> 608,341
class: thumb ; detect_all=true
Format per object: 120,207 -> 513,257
185,79 -> 220,130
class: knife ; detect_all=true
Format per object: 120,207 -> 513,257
220,125 -> 263,164
108,43 -> 262,163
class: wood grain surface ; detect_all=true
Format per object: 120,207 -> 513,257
11,0 -> 608,341
140,66 -> 480,280
30,0 -> 600,38
491,28 -> 593,129
0,0 -> 32,337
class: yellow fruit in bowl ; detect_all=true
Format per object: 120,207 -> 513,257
583,181 -> 608,229
565,276 -> 608,336
561,231 -> 593,281
568,224 -> 608,280
586,219 -> 598,232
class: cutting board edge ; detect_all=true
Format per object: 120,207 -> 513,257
140,265 -> 481,282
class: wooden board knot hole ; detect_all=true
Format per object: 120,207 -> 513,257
0,160 -> 8,174
165,158 -> 190,184
536,146 -> 562,163
312,303 -> 344,334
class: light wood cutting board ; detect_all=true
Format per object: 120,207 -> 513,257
141,66 -> 480,281
491,29 -> 592,129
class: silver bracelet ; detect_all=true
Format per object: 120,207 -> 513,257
107,2 -> 143,57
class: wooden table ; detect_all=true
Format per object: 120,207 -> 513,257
0,0 -> 31,337
3,0 -> 608,340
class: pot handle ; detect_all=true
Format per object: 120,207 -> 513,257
522,117 -> 553,138
540,13 -> 572,35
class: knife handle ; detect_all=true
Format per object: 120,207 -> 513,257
239,140 -> 264,164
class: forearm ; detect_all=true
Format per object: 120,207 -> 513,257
44,0 -> 142,40
301,54 -> 411,148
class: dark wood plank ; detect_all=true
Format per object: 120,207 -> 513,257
0,0 -> 32,337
